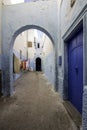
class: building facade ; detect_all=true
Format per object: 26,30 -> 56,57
58,0 -> 87,129
0,0 -> 87,129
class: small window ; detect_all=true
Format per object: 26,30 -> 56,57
37,43 -> 40,48
27,41 -> 32,47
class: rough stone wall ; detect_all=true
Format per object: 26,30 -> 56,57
2,0 -> 58,95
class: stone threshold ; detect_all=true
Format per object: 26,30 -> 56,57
63,101 -> 82,130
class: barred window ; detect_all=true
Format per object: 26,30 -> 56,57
27,41 -> 32,47
37,43 -> 40,48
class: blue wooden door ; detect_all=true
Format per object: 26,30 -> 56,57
68,30 -> 83,114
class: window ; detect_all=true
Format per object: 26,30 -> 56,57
70,0 -> 76,7
27,41 -> 32,47
37,43 -> 40,48
34,37 -> 36,49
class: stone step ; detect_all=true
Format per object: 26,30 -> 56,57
63,101 -> 82,129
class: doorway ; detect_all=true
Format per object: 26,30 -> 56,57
68,29 -> 83,114
36,58 -> 41,71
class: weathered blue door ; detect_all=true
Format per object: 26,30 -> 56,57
68,30 -> 83,114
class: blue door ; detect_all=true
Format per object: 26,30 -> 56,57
68,30 -> 83,114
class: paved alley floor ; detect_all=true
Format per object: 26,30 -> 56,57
0,72 -> 77,130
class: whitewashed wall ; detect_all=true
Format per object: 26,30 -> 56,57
2,0 -> 58,96
42,35 -> 55,85
2,0 -> 11,5
58,1 -> 87,129
27,29 -> 44,71
13,31 -> 27,60
2,0 -> 24,5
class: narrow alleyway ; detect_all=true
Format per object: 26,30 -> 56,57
0,72 -> 77,130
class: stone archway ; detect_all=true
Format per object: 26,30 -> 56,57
10,25 -> 56,95
2,1 -> 58,96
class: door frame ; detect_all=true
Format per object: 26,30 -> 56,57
63,20 -> 83,100
68,28 -> 83,113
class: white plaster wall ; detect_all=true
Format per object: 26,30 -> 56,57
27,30 -> 35,70
2,0 -> 58,96
60,0 -> 87,36
42,35 -> 53,56
2,0 -> 58,71
42,35 -> 55,85
58,1 -> 87,129
27,30 -> 35,59
13,31 -> 27,60
58,0 -> 87,57
34,30 -> 44,57
2,0 -> 11,5
2,0 -> 24,5
58,0 -> 87,96
27,30 -> 45,71
2,0 -> 58,48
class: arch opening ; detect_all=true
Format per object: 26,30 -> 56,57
11,25 -> 54,49
36,57 -> 41,71
8,25 -> 56,95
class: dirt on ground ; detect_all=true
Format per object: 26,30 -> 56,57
0,72 -> 77,130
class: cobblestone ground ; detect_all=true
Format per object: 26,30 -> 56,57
0,72 -> 77,130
